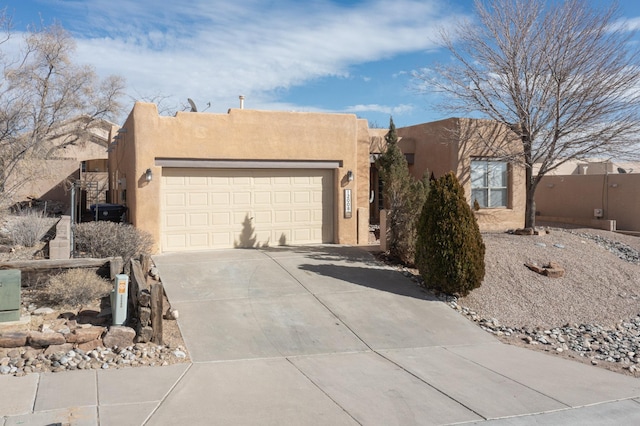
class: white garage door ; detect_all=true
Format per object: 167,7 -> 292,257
161,168 -> 334,251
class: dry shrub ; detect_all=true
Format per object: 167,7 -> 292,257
74,221 -> 153,264
45,268 -> 112,307
6,209 -> 56,247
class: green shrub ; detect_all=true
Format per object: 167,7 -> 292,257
6,209 -> 56,247
45,268 -> 111,307
416,172 -> 485,296
74,221 -> 153,264
377,117 -> 429,265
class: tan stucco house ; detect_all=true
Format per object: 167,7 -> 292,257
11,115 -> 114,214
371,118 -> 526,231
107,102 -> 371,253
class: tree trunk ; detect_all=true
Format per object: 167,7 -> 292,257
524,166 -> 536,229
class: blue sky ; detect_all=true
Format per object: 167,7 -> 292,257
4,0 -> 640,128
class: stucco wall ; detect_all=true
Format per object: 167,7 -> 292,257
396,118 -> 526,231
536,174 -> 640,232
109,102 -> 370,251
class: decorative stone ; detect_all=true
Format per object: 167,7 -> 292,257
139,307 -> 152,326
44,343 -> 74,356
103,326 -> 136,348
77,339 -> 104,352
135,326 -> 153,343
164,308 -> 179,320
0,332 -> 29,348
149,267 -> 160,280
65,327 -> 105,344
515,228 -> 535,236
29,331 -> 66,348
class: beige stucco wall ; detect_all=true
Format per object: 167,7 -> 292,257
536,174 -> 640,232
109,102 -> 371,252
12,132 -> 110,211
396,118 -> 526,231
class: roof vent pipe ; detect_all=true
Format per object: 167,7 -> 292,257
239,95 -> 245,109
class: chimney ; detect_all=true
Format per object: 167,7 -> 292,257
239,95 -> 245,109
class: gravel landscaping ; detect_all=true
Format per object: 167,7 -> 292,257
392,226 -> 640,377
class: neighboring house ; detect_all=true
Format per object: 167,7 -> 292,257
107,102 -> 371,253
534,158 -> 638,176
11,115 -> 115,214
371,118 -> 526,231
535,160 -> 640,233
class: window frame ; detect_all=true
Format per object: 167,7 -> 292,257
470,159 -> 509,209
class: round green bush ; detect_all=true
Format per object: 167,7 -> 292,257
416,172 -> 485,296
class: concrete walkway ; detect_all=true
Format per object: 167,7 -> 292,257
2,245 -> 640,425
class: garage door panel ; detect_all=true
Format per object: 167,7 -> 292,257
165,213 -> 186,228
293,229 -> 311,241
234,212 -> 251,224
188,176 -> 208,185
232,176 -> 251,185
274,192 -> 291,204
165,176 -> 185,186
211,192 -> 230,205
165,193 -> 186,206
254,211 -> 272,224
189,233 -> 209,247
294,210 -> 311,222
212,212 -> 231,225
274,210 -> 291,223
166,234 -> 187,249
254,192 -> 271,204
161,168 -> 334,251
188,193 -> 208,205
293,192 -> 310,203
212,233 -> 231,245
188,213 -> 209,226
233,192 -> 251,205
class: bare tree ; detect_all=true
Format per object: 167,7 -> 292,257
0,14 -> 125,208
414,0 -> 640,228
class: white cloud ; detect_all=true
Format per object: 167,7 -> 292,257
345,103 -> 414,115
10,0 -> 465,119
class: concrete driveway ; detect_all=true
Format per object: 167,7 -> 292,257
6,245 -> 640,424
148,245 -> 640,425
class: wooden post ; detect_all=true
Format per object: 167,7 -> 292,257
150,283 -> 163,345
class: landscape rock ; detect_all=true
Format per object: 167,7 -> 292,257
102,326 -> 136,348
65,326 -> 105,344
77,339 -> 104,352
44,343 -> 74,356
0,332 -> 29,348
28,331 -> 66,347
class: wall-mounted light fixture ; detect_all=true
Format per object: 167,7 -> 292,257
347,170 -> 354,182
145,168 -> 153,182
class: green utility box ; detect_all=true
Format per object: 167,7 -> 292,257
0,269 -> 21,322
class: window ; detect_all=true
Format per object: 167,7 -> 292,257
471,160 -> 508,208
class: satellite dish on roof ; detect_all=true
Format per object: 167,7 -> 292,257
617,167 -> 627,173
187,98 -> 198,112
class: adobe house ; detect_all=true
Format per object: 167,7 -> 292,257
371,118 -> 526,231
107,102 -> 371,253
11,115 -> 114,214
